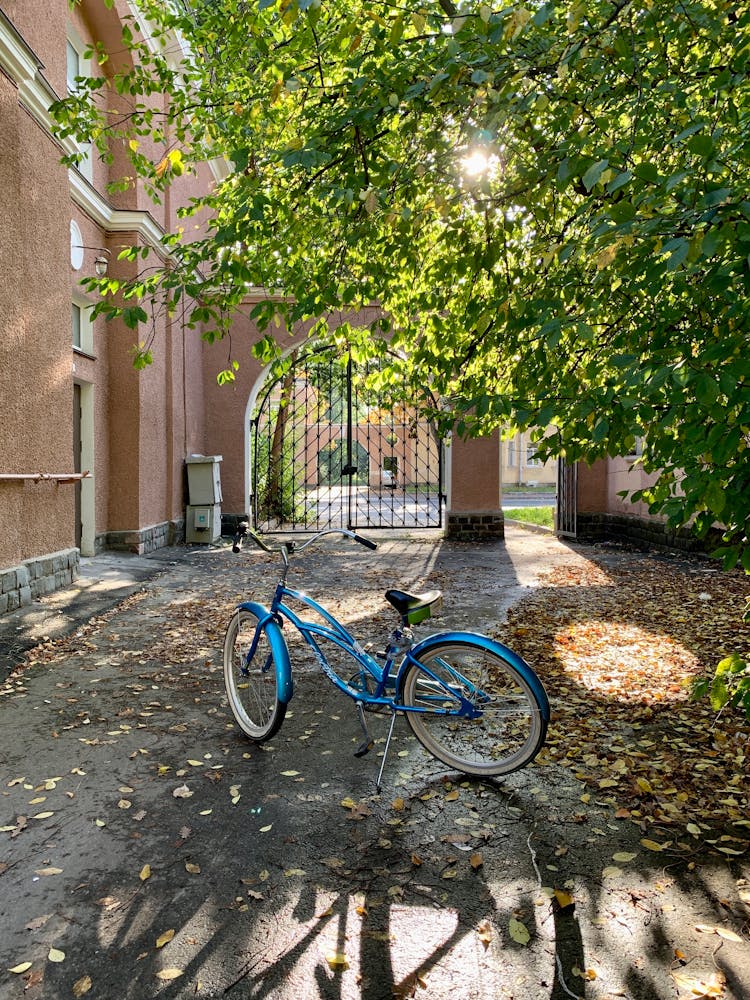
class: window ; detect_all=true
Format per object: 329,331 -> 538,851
66,40 -> 81,92
626,437 -> 645,460
66,31 -> 93,181
526,444 -> 541,468
72,297 -> 94,355
72,302 -> 82,349
506,436 -> 517,466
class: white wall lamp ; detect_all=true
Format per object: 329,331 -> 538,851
73,246 -> 110,276
70,219 -> 110,276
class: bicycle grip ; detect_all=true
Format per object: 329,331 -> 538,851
353,533 -> 377,550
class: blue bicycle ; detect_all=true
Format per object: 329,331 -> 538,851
223,525 -> 550,788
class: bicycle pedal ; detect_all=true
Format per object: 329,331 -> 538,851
354,738 -> 375,758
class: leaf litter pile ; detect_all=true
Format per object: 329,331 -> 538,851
497,553 -> 750,856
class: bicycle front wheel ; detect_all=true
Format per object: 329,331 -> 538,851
402,640 -> 547,776
223,609 -> 286,741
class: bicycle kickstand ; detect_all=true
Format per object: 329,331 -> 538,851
375,710 -> 398,794
354,701 -> 375,758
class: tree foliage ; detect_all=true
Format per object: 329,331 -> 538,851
54,0 -> 750,564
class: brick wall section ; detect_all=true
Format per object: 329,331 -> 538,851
446,512 -> 505,541
576,513 -> 722,555
0,549 -> 79,613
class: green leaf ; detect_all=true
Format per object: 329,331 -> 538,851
582,159 -> 609,192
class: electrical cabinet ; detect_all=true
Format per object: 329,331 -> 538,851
185,455 -> 223,543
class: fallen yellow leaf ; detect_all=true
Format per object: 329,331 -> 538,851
696,924 -> 743,943
72,975 -> 92,996
155,968 -> 183,981
48,948 -> 65,963
325,952 -> 349,970
554,889 -> 575,908
8,963 -> 32,974
156,929 -> 175,949
716,927 -> 742,943
672,969 -> 725,996
140,864 -> 152,881
477,920 -> 493,947
640,838 -> 665,852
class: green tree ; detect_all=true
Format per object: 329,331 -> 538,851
54,0 -> 750,567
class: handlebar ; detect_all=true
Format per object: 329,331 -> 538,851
232,522 -> 377,555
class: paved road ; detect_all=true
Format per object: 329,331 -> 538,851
501,492 -> 556,509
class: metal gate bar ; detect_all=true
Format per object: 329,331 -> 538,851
556,459 -> 577,538
252,347 -> 443,532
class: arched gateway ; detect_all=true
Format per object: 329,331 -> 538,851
250,345 -> 444,532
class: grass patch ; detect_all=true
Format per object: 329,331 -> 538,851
504,506 -> 554,529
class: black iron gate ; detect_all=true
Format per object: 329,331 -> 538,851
251,347 -> 443,531
556,458 -> 577,538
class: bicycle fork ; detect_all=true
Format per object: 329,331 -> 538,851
354,701 -> 399,794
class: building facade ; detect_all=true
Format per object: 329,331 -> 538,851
0,1 -> 679,619
0,0 -> 219,610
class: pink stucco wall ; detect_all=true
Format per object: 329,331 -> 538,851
0,0 -> 216,570
448,433 -> 502,513
0,6 -> 74,566
605,457 -> 661,519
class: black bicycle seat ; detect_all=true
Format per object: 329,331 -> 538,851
385,589 -> 443,620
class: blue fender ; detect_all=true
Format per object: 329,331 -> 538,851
237,602 -> 294,705
405,630 -> 550,721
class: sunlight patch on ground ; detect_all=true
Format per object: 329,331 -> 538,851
553,620 -> 699,704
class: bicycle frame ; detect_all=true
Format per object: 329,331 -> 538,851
240,582 -> 401,709
237,582 -> 547,723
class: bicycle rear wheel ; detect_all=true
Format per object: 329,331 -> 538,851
223,609 -> 286,741
402,640 -> 547,776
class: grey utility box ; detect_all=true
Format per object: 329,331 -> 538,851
186,503 -> 221,544
186,454 -> 223,504
186,455 -> 222,543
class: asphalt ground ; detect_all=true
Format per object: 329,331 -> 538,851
0,527 -> 748,1000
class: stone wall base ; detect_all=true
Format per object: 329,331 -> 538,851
0,548 -> 80,614
446,511 -> 505,541
97,519 -> 186,555
576,512 -> 720,554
